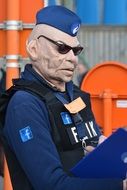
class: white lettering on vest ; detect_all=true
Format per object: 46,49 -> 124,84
71,127 -> 79,143
89,121 -> 97,136
85,121 -> 98,138
85,123 -> 93,137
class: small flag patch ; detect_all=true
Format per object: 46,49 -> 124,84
19,126 -> 33,142
61,112 -> 72,125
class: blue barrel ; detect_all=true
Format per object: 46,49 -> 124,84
76,0 -> 100,24
48,0 -> 56,6
104,0 -> 127,25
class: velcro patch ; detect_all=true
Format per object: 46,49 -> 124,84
19,126 -> 33,142
61,112 -> 72,125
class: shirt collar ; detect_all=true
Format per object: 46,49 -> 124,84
21,64 -> 62,92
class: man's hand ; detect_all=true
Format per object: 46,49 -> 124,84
123,179 -> 127,190
85,135 -> 107,153
98,135 -> 107,144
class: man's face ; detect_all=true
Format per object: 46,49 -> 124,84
34,27 -> 81,85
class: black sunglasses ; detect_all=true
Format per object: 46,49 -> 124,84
37,35 -> 83,56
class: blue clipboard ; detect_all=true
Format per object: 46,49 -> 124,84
70,128 -> 127,179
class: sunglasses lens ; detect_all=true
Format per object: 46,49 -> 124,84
73,47 -> 83,56
58,44 -> 71,54
57,42 -> 83,55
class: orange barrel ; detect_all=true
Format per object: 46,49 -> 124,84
19,0 -> 44,58
81,61 -> 127,136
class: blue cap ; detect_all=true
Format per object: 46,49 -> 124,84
36,5 -> 81,37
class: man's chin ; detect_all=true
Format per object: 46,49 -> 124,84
56,74 -> 73,83
62,76 -> 73,83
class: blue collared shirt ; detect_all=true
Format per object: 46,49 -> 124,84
3,64 -> 123,190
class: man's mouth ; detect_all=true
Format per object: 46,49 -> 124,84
61,68 -> 74,72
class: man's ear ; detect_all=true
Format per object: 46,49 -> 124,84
26,39 -> 39,60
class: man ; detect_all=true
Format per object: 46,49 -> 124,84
3,5 -> 126,190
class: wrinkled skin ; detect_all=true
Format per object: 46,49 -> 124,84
26,24 -> 107,155
26,24 -> 79,91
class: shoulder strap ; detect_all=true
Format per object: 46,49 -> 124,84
0,79 -> 55,190
12,79 -> 55,102
0,78 -> 51,130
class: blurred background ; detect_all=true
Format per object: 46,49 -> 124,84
0,0 -> 127,189
1,0 -> 127,73
1,0 -> 127,89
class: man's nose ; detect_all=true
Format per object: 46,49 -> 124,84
67,50 -> 78,66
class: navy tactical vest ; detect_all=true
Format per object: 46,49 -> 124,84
1,79 -> 101,189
